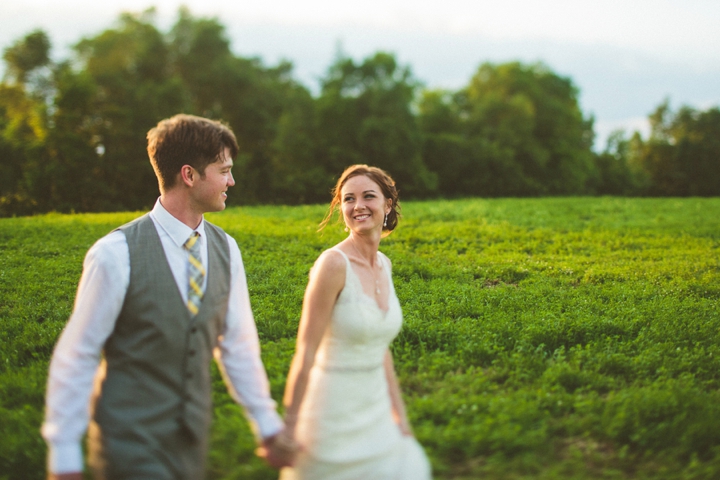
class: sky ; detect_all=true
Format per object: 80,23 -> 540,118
2,0 -> 719,148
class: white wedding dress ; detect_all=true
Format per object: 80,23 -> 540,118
279,249 -> 431,480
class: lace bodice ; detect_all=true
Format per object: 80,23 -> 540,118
313,249 -> 403,372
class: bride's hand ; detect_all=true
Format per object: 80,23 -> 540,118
257,430 -> 301,468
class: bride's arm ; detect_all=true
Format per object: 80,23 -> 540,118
282,250 -> 346,436
384,349 -> 413,436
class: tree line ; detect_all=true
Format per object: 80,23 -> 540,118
1,7 -> 718,216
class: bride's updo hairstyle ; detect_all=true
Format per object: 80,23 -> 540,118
319,164 -> 401,235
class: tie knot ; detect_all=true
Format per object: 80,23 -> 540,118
185,231 -> 201,251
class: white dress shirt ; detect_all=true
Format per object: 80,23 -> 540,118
41,199 -> 283,474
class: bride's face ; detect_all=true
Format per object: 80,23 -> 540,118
341,175 -> 390,234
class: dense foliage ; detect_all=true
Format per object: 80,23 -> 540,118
419,62 -> 595,196
2,197 -> 719,479
2,8 -> 718,217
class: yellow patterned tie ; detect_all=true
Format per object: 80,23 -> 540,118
184,232 -> 205,316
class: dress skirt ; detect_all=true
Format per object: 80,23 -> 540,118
279,364 -> 431,480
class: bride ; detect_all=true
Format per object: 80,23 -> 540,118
275,165 -> 431,479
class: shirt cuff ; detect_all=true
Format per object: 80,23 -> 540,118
250,408 -> 284,441
48,442 -> 84,474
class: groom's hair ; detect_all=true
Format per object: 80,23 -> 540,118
147,114 -> 239,191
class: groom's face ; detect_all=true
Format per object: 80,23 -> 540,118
192,147 -> 235,212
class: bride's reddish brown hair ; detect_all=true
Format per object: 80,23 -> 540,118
319,164 -> 401,234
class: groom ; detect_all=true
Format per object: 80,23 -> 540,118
42,114 -> 287,479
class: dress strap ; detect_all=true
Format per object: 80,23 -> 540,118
330,247 -> 351,265
377,251 -> 392,282
329,248 -> 355,293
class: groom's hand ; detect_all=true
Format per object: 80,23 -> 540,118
257,431 -> 299,468
48,473 -> 83,480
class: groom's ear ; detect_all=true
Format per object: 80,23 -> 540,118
179,165 -> 196,187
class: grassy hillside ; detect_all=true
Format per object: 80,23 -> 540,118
1,197 -> 719,479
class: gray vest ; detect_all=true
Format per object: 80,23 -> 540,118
92,214 -> 231,441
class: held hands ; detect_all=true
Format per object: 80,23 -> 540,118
256,429 -> 301,469
47,473 -> 83,480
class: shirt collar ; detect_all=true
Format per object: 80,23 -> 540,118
151,198 -> 206,248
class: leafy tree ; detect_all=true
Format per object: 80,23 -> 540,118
169,7 -> 315,204
418,89 -> 488,195
419,87 -> 520,196
41,63 -> 108,212
73,8 -> 186,210
591,130 -> 642,195
269,86 -> 326,204
0,83 -> 47,215
2,29 -> 50,85
316,52 -> 437,195
8,8 -> 720,215
675,107 -> 720,196
632,100 -> 720,196
0,30 -> 52,215
419,62 -> 596,196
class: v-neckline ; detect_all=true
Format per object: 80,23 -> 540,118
338,249 -> 390,315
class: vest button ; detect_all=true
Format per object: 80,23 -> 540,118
188,349 -> 196,356
186,372 -> 193,379
191,327 -> 198,333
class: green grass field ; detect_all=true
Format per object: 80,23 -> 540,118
2,197 -> 720,479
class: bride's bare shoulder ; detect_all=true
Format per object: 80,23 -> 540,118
309,248 -> 347,281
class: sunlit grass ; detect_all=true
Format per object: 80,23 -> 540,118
2,197 -> 719,479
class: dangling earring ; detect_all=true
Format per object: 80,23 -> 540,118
344,225 -> 349,232
383,213 -> 388,228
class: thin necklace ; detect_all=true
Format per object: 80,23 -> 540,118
349,239 -> 382,295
